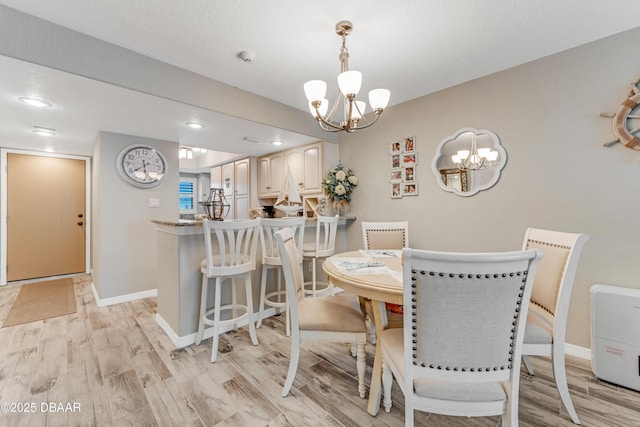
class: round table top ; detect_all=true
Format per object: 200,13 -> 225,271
322,250 -> 403,305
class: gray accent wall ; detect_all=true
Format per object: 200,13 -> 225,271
92,132 -> 178,299
338,26 -> 640,349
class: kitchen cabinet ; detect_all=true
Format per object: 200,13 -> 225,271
257,152 -> 283,198
234,158 -> 250,220
210,165 -> 222,189
197,174 -> 210,202
259,141 -> 326,200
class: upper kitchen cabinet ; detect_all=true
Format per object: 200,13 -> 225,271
257,152 -> 283,198
259,141 -> 336,199
284,141 -> 322,195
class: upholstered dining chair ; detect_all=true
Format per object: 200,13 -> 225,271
381,247 -> 543,426
302,215 -> 339,297
361,221 -> 409,251
256,217 -> 306,336
195,218 -> 261,363
521,227 -> 589,424
361,221 -> 409,341
275,227 -> 367,398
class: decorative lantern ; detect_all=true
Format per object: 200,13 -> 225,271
204,188 -> 230,220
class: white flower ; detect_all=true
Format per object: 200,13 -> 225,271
325,179 -> 331,184
334,184 -> 346,195
348,175 -> 358,185
335,170 -> 346,181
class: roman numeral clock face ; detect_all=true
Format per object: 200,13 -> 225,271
117,144 -> 167,188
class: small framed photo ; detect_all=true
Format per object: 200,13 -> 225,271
389,169 -> 402,182
402,152 -> 417,166
391,154 -> 401,169
403,166 -> 415,182
389,141 -> 402,154
402,183 -> 419,196
404,136 -> 415,153
391,183 -> 402,199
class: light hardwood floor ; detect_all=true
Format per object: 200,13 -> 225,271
0,275 -> 638,426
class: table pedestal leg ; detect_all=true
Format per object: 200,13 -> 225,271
367,300 -> 388,415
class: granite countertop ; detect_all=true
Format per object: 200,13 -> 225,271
152,216 -> 356,227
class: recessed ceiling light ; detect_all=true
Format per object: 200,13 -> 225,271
44,147 -> 56,152
19,97 -> 52,108
186,122 -> 204,129
32,125 -> 56,136
272,141 -> 283,146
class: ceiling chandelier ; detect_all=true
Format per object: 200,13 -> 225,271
303,21 -> 390,133
179,145 -> 207,159
451,132 -> 499,171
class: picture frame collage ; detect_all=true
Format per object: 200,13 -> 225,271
388,135 -> 418,198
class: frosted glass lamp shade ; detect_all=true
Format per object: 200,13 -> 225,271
486,151 -> 499,161
369,88 -> 390,110
308,99 -> 329,118
304,80 -> 327,102
477,148 -> 491,158
352,100 -> 366,119
457,150 -> 470,160
337,70 -> 362,96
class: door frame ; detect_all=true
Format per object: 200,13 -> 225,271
0,148 -> 91,286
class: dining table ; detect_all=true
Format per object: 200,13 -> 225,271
322,249 -> 403,416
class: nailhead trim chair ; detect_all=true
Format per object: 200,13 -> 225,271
521,227 -> 589,424
381,247 -> 543,426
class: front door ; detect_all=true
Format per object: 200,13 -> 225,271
6,153 -> 87,282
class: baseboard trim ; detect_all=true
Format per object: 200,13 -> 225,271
566,343 -> 591,360
155,307 -> 279,349
91,282 -> 157,307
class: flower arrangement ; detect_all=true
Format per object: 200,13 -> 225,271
322,161 -> 358,213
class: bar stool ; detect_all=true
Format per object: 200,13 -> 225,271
195,218 -> 261,363
302,215 -> 338,297
256,217 -> 306,336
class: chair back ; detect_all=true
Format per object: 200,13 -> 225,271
521,228 -> 589,338
307,215 -> 338,258
260,217 -> 306,266
274,228 -> 306,326
202,218 -> 261,277
361,221 -> 409,250
402,247 -> 543,388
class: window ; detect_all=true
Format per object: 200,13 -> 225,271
179,177 -> 197,214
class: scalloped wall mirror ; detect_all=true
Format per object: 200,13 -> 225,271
431,127 -> 507,197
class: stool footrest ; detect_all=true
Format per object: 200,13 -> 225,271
202,304 -> 250,327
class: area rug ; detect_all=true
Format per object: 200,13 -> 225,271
2,278 -> 76,327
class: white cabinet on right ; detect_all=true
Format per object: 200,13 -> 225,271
283,141 -> 323,195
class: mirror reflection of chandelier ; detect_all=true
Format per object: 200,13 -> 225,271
303,21 -> 391,133
452,132 -> 499,171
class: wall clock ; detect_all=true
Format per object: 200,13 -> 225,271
600,79 -> 640,149
116,144 -> 167,188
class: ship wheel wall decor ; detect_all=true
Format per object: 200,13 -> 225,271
600,78 -> 640,149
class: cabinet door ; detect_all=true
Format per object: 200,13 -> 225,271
221,163 -> 234,218
284,149 -> 303,190
257,157 -> 271,197
210,166 -> 222,189
269,154 -> 284,195
302,143 -> 322,193
235,159 -> 250,219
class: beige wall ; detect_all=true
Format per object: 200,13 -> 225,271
338,26 -> 640,349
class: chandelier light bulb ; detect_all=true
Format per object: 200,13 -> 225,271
337,70 -> 362,97
477,148 -> 491,158
369,88 -> 391,110
304,80 -> 327,103
486,151 -> 499,162
352,100 -> 366,120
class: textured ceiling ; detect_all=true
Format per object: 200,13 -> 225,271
1,0 -> 640,162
